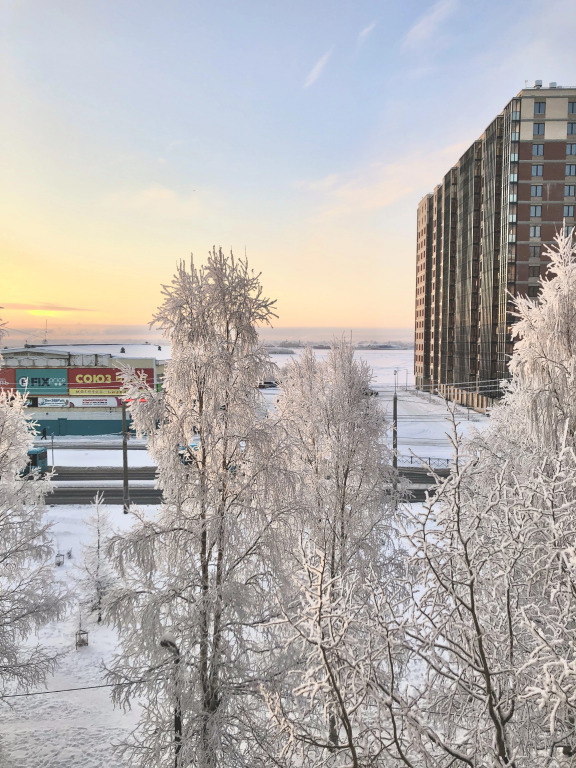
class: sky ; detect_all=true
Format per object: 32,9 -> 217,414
2,0 -> 576,346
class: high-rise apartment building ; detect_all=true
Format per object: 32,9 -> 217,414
415,82 -> 576,406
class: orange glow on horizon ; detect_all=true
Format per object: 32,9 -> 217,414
27,310 -> 63,317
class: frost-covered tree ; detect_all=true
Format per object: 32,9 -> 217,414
393,229 -> 576,765
75,493 -> 117,624
483,227 -> 576,456
106,249 -> 291,768
0,329 -> 67,698
396,422 -> 546,766
265,342 -> 405,766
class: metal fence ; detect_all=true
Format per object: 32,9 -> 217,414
397,454 -> 451,469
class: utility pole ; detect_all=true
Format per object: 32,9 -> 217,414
122,400 -> 130,514
393,369 -> 398,470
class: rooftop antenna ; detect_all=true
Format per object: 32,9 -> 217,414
42,319 -> 49,344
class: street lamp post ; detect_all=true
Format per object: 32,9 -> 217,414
160,637 -> 182,768
393,369 -> 398,470
121,400 -> 130,514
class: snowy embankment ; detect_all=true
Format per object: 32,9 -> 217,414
0,505 -> 146,768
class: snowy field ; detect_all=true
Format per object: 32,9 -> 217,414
0,505 -> 144,768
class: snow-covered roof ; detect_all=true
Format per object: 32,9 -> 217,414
2,344 -> 172,362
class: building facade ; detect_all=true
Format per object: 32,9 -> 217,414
415,82 -> 576,405
0,344 -> 167,435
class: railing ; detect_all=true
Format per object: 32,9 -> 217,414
397,454 -> 451,469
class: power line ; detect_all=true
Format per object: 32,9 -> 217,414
2,679 -> 143,699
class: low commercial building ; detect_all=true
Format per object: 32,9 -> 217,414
0,343 -> 168,435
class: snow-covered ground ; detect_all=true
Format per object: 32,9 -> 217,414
0,505 -> 144,768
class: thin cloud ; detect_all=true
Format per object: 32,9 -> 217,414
304,50 -> 332,88
403,0 -> 458,48
298,141 -> 469,220
358,21 -> 377,44
1,302 -> 93,312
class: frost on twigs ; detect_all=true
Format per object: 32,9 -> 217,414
75,492 -> 117,624
263,341 -> 408,767
0,343 -> 68,698
105,249 -> 291,768
394,228 -> 576,765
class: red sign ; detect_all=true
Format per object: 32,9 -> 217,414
68,368 -> 154,396
0,368 -> 16,392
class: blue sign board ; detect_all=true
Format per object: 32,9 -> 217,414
16,369 -> 68,396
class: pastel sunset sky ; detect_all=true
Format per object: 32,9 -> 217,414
2,0 -> 576,345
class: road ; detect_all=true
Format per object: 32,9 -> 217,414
48,487 -> 162,505
51,467 -> 156,480
46,465 -> 444,504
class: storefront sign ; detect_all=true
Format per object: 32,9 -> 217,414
69,397 -> 123,407
17,369 -> 68,395
68,368 -> 154,396
0,368 -> 16,392
38,397 -> 70,408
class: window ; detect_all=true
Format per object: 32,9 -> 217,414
510,192 -> 518,202
568,144 -> 576,156
533,123 -> 545,136
511,110 -> 520,120
531,185 -> 543,197
530,225 -> 541,237
567,165 -> 576,176
565,225 -> 574,237
529,265 -> 540,277
530,205 -> 542,217
534,102 -> 546,115
510,152 -> 519,162
532,164 -> 543,176
510,172 -> 518,182
565,205 -> 575,217
511,131 -> 519,141
528,286 -> 539,297
570,103 -> 576,114
566,185 -> 576,197
530,245 -> 541,258
533,144 -> 544,156
509,213 -> 517,223
569,124 -> 576,135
